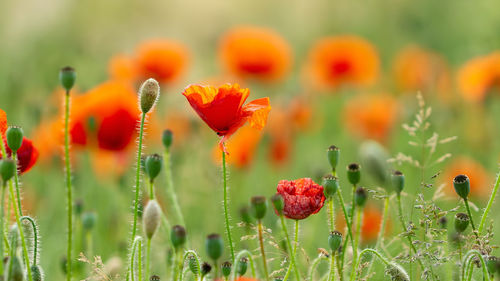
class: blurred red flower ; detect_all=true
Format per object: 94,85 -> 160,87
276,178 -> 325,220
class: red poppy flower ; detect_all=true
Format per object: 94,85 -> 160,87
276,178 -> 326,220
0,109 -> 6,135
182,83 -> 271,145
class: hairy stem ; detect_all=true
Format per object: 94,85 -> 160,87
478,173 -> 500,235
328,198 -> 335,233
232,250 -> 257,280
181,250 -> 202,281
308,255 -> 326,281
222,150 -> 235,262
12,153 -> 22,216
20,216 -> 38,265
364,196 -> 389,278
257,220 -> 270,281
282,218 -> 301,281
350,249 -> 390,281
164,148 -> 185,226
64,90 -> 73,281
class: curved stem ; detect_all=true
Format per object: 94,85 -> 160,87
222,151 -> 235,262
231,250 -> 257,280
461,250 -> 490,281
350,249 -> 390,281
283,219 -> 301,281
64,90 -> 73,281
20,216 -> 38,265
163,148 -> 185,226
180,250 -> 202,281
478,173 -> 500,235
257,220 -> 269,281
308,255 -> 327,281
130,236 -> 143,281
12,153 -> 22,216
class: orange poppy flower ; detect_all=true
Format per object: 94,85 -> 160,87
182,84 -> 271,148
0,109 -> 6,135
337,204 -> 389,243
304,35 -> 379,90
219,26 -> 292,82
136,39 -> 189,84
441,157 -> 491,198
458,52 -> 500,103
393,46 -> 451,99
342,93 -> 398,142
108,54 -> 138,82
267,107 -> 293,166
212,125 -> 263,168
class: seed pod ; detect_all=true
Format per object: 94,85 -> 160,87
250,196 -> 267,220
0,159 -> 16,183
236,257 -> 248,276
347,163 -> 361,186
274,277 -> 284,281
6,126 -> 23,153
205,234 -> 223,261
139,78 -> 160,113
354,187 -> 367,207
162,129 -> 173,150
82,212 -> 97,232
188,255 -> 199,275
385,262 -> 410,281
150,275 -> 160,281
201,262 -> 212,277
328,231 -> 342,252
438,216 -> 448,229
59,66 -> 76,91
221,261 -> 232,278
145,154 -> 163,183
454,213 -> 470,233
391,170 -> 405,194
32,265 -> 44,281
240,206 -> 253,224
143,200 -> 161,239
486,256 -> 498,276
327,145 -> 340,171
270,194 -> 284,216
322,175 -> 339,198
170,225 -> 187,249
453,174 -> 470,200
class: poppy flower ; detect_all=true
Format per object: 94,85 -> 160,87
342,93 -> 398,143
212,125 -> 263,168
276,178 -> 326,220
135,39 -> 189,84
219,26 -> 292,82
336,204 -> 390,243
0,109 -> 6,135
108,54 -> 138,83
458,52 -> 500,103
441,157 -> 491,198
182,83 -> 271,147
303,35 -> 379,91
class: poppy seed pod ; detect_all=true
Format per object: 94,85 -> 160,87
170,225 -> 187,249
145,154 -> 163,183
454,212 -> 470,233
354,187 -> 367,207
6,126 -> 24,153
250,196 -> 267,220
274,277 -> 284,281
188,255 -> 198,275
322,175 -> 339,197
237,257 -> 248,276
206,234 -> 223,261
32,264 -> 44,281
201,262 -> 212,277
486,256 -> 498,276
347,163 -> 361,185
82,212 -> 97,232
240,206 -> 253,224
327,145 -> 340,171
328,231 -> 342,252
143,200 -> 161,239
271,194 -> 284,216
162,129 -> 173,150
391,170 -> 405,194
221,261 -> 232,277
453,174 -> 470,200
139,78 -> 160,113
0,159 -> 16,184
59,66 -> 76,92
438,216 -> 448,229
150,275 -> 160,281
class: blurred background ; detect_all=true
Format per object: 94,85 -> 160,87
1,0 -> 500,279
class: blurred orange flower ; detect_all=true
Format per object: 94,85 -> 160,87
212,125 -> 263,168
136,39 -> 189,84
108,54 -> 138,82
0,109 -> 6,135
219,26 -> 292,82
304,35 -> 379,90
163,110 -> 192,146
393,46 -> 451,99
441,157 -> 491,198
337,204 -> 389,243
458,52 -> 500,103
342,93 -> 398,142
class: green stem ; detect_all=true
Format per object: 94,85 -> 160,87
0,184 -> 5,276
20,216 -> 38,265
232,250 -> 257,280
64,90 -> 73,281
12,153 -> 22,216
328,198 -> 335,233
463,199 -> 478,238
257,221 -> 270,281
461,250 -> 490,281
364,196 -> 389,278
328,252 -> 336,281
181,250 -> 202,281
222,150 -> 235,262
282,218 -> 301,281
146,238 -> 151,279
478,173 -> 500,235
308,255 -> 327,281
350,249 -> 390,281
164,148 -> 185,226
149,181 -> 155,200
334,178 -> 353,279
349,208 -> 362,281
130,236 -> 143,281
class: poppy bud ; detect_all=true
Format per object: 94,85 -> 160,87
384,262 -> 410,281
9,254 -> 23,281
32,265 -> 44,281
145,154 -> 163,183
454,213 -> 470,233
271,194 -> 284,216
359,140 -> 390,185
6,126 -> 23,153
188,255 -> 198,275
438,216 -> 447,229
139,78 -> 160,113
206,234 -> 223,261
354,187 -> 367,207
0,159 -> 16,183
347,163 -> 361,185
74,199 -> 84,216
327,145 -> 340,171
59,66 -> 76,92
170,225 -> 187,249
391,170 -> 405,194
162,129 -> 173,150
143,200 -> 161,239
221,261 -> 232,278
328,231 -> 342,252
240,206 -> 253,224
453,174 -> 470,200
201,262 -> 212,277
82,212 -> 97,232
322,175 -> 339,198
236,257 -> 248,276
250,196 -> 267,220
150,275 -> 160,281
486,256 -> 498,276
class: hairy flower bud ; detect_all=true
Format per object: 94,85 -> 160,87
139,78 -> 160,113
250,196 -> 267,220
188,255 -> 199,275
385,262 -> 409,281
206,234 -> 223,261
32,265 -> 44,281
143,200 -> 161,239
236,257 -> 248,276
453,174 -> 470,200
0,159 -> 16,184
6,126 -> 23,153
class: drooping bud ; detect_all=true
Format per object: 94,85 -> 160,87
359,140 -> 390,185
438,216 -> 448,229
0,159 -> 16,183
170,225 -> 187,249
201,262 -> 212,277
32,264 -> 44,281
250,196 -> 267,220
82,212 -> 97,232
188,255 -> 199,275
486,256 -> 498,276
145,154 -> 163,183
453,174 -> 470,200
221,261 -> 232,278
162,129 -> 173,150
347,163 -> 361,186
59,66 -> 76,92
354,187 -> 367,207
143,200 -> 161,239
236,257 -> 248,276
206,234 -> 223,261
240,206 -> 253,224
6,126 -> 23,153
454,213 -> 470,233
327,145 -> 340,171
391,170 -> 405,194
270,194 -> 284,216
328,231 -> 342,252
384,262 -> 410,281
322,175 -> 339,197
139,78 -> 160,113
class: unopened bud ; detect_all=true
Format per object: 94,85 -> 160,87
236,257 -> 248,276
139,78 -> 160,113
32,264 -> 44,281
271,194 -> 284,216
240,206 -> 253,224
354,187 -> 367,207
82,212 -> 97,231
143,200 -> 161,239
188,255 -> 199,275
206,234 -> 223,261
9,254 -> 24,281
486,256 -> 498,276
6,126 -> 23,153
0,159 -> 16,183
385,262 -> 409,281
170,225 -> 187,249
145,154 -> 163,183
162,130 -> 173,150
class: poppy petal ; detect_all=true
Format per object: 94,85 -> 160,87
243,97 -> 271,130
